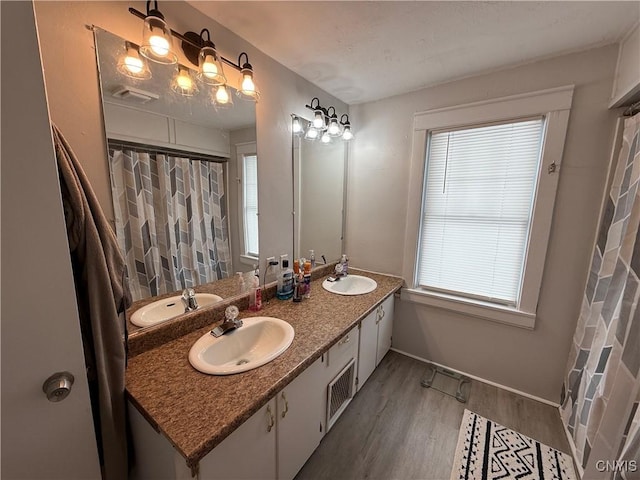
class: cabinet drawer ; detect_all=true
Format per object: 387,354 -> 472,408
327,325 -> 358,375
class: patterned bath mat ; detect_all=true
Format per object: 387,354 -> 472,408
451,410 -> 576,480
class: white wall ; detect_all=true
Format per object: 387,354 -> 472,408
347,45 -> 622,402
33,0 -> 347,269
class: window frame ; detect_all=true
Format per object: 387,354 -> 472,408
236,142 -> 259,265
401,86 -> 574,329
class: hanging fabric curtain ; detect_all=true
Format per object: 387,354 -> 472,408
561,113 -> 640,478
109,145 -> 232,301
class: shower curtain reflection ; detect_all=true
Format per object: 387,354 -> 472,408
109,144 -> 232,301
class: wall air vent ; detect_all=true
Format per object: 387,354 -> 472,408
111,86 -> 160,104
327,358 -> 356,431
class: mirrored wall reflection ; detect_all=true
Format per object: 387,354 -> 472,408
293,116 -> 346,264
94,28 -> 257,320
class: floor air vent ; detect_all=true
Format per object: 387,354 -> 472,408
327,358 -> 356,431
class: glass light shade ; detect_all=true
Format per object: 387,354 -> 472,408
327,117 -> 341,136
321,131 -> 332,144
342,125 -> 354,141
171,66 -> 198,96
305,126 -> 319,140
197,46 -> 226,86
313,109 -> 325,129
212,84 -> 233,109
117,45 -> 151,79
139,15 -> 177,64
237,68 -> 260,101
292,117 -> 303,134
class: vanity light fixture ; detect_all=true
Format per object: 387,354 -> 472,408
171,65 -> 198,96
117,41 -> 152,79
340,114 -> 354,141
196,29 -> 226,86
127,4 -> 262,103
139,1 -> 177,64
303,98 -> 353,142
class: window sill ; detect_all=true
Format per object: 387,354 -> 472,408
400,288 -> 536,330
239,254 -> 258,267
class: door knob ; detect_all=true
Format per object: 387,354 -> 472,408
42,371 -> 74,402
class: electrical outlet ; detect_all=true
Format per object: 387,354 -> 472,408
266,256 -> 277,266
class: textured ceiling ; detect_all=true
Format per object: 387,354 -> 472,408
189,1 -> 640,105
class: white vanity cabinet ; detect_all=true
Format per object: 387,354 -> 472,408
199,356 -> 325,480
276,356 -> 325,480
199,399 -> 277,480
357,294 -> 395,391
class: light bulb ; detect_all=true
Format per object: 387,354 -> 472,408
124,54 -> 144,74
305,127 -> 319,140
202,55 -> 218,78
342,126 -> 354,141
149,32 -> 170,57
292,117 -> 303,133
314,112 -> 325,129
177,72 -> 193,90
216,85 -> 230,104
172,67 -> 197,96
328,119 -> 341,136
241,73 -> 256,94
321,132 -> 331,143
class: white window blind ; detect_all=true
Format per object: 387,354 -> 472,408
417,118 -> 545,306
242,154 -> 259,257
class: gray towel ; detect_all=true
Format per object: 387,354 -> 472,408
54,125 -> 131,480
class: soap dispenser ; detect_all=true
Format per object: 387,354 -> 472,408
340,254 -> 349,276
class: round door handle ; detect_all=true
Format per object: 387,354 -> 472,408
42,371 -> 74,402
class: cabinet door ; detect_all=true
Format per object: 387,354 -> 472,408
277,356 -> 324,480
376,295 -> 395,365
199,398 -> 277,480
357,309 -> 379,391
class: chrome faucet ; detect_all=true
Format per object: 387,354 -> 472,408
181,288 -> 198,312
211,306 -> 243,338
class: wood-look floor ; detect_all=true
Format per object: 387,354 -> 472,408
295,351 -> 570,480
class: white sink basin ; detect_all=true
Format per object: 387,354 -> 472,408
322,274 -> 377,295
189,317 -> 295,375
130,293 -> 223,328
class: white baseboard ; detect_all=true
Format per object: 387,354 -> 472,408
558,405 -> 584,478
390,348 -> 561,408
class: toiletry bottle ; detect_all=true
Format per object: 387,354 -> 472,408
292,260 -> 302,302
309,250 -> 316,268
249,267 -> 262,311
340,254 -> 349,276
277,259 -> 294,300
235,271 -> 245,294
303,261 -> 312,299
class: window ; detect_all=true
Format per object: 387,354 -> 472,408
403,87 -> 574,328
237,143 -> 259,261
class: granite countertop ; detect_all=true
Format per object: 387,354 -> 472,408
125,269 -> 403,469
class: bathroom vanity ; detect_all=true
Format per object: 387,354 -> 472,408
125,269 -> 402,479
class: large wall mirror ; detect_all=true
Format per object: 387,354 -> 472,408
94,28 -> 257,332
293,116 -> 347,263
